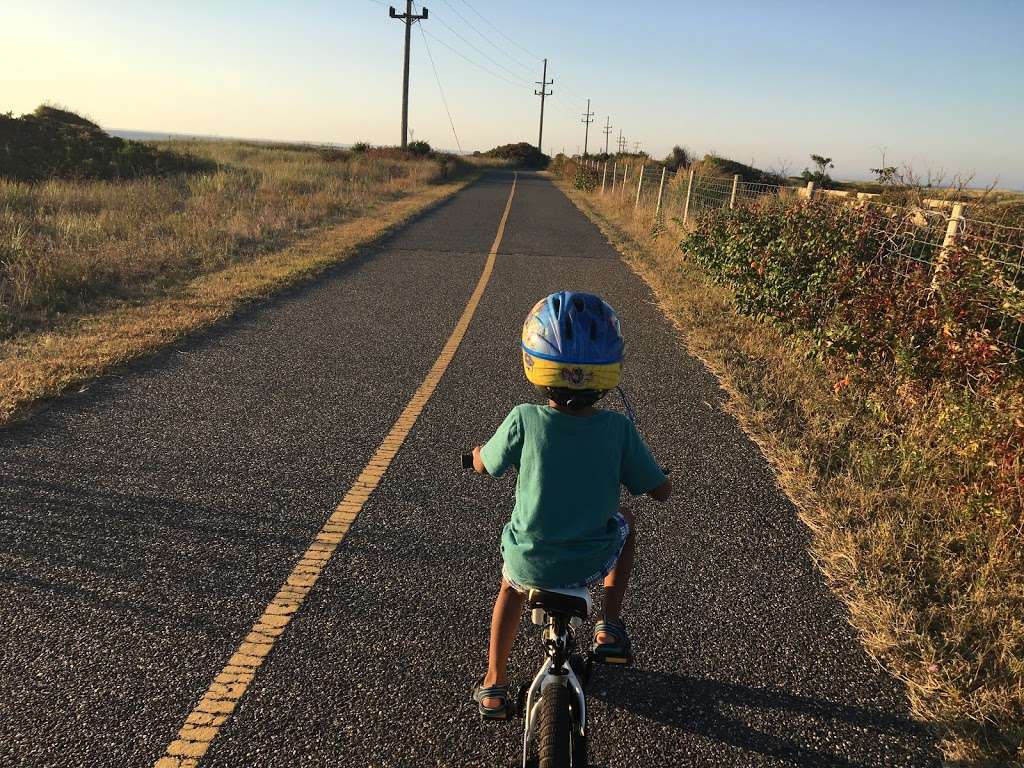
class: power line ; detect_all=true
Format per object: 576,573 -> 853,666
421,28 -> 527,90
417,22 -> 462,152
556,78 -> 591,110
437,0 -> 535,77
430,11 -> 532,86
544,90 -> 583,121
457,0 -> 541,62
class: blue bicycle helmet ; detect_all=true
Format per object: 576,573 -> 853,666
521,291 -> 624,408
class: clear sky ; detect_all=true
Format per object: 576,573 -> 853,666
3,0 -> 1022,187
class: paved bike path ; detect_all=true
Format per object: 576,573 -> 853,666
0,175 -> 505,766
0,171 -> 938,767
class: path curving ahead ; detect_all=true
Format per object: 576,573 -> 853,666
0,171 -> 939,767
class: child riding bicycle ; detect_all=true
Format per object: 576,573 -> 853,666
469,291 -> 672,720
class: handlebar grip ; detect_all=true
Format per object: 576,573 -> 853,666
461,453 -> 474,470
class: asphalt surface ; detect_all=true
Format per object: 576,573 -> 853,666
0,171 -> 940,767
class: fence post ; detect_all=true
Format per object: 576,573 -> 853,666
805,180 -> 815,199
622,164 -> 629,197
601,161 -> 608,194
932,202 -> 965,290
611,162 -> 617,193
729,174 -> 740,209
634,165 -> 645,209
655,166 -> 667,220
682,168 -> 695,225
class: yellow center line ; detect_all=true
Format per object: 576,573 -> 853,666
154,171 -> 518,768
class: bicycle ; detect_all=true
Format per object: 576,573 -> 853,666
462,452 -> 594,768
461,410 -> 667,768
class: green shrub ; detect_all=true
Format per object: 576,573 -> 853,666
681,198 -> 1020,386
407,140 -> 432,157
0,105 -> 212,181
573,165 -> 599,192
663,145 -> 692,172
351,141 -> 371,153
483,142 -> 549,168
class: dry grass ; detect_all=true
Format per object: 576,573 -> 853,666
557,180 -> 1023,766
0,141 -> 455,336
0,142 -> 477,424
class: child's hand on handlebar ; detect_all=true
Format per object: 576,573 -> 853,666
461,446 -> 489,475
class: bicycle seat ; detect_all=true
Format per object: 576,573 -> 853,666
526,587 -> 593,620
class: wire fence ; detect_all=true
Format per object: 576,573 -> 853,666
578,157 -> 1024,358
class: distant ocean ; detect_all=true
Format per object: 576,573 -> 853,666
110,129 -> 349,149
108,130 -> 466,156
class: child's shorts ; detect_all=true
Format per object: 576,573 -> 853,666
503,510 -> 630,593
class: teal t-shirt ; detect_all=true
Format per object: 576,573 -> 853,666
480,404 -> 666,589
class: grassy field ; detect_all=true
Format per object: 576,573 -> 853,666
554,172 -> 1023,765
0,140 -> 465,337
0,140 -> 476,423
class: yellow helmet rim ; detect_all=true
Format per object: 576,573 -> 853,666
522,350 -> 621,390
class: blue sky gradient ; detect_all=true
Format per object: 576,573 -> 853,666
3,0 -> 1022,186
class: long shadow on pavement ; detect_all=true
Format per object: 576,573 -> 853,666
590,668 -> 937,767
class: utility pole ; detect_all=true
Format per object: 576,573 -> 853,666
617,130 -> 626,154
389,0 -> 428,148
633,140 -> 642,154
580,98 -> 594,157
602,116 -> 612,156
534,58 -> 553,153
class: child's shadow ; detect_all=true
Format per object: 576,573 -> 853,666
585,668 -> 939,768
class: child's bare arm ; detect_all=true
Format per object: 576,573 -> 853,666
471,445 -> 489,475
647,477 -> 672,502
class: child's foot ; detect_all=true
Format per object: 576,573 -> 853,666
592,619 -> 633,665
472,676 -> 513,720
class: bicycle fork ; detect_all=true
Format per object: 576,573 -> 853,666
520,617 -> 587,767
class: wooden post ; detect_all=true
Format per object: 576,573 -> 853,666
601,161 -> 608,194
932,202 -> 965,290
942,203 -> 965,252
622,164 -> 629,197
805,180 -> 815,199
682,168 -> 695,224
655,166 -> 667,219
634,165 -> 645,209
729,174 -> 740,209
611,162 -> 617,193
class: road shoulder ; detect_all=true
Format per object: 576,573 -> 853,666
0,174 -> 479,429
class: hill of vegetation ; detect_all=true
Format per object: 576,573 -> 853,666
481,142 -> 549,168
690,153 -> 786,185
0,105 -> 212,181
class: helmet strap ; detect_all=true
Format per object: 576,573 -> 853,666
616,385 -> 637,424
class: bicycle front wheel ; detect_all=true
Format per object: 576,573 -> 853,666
537,684 -> 572,768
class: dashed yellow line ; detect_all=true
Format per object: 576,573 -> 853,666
154,172 -> 518,768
